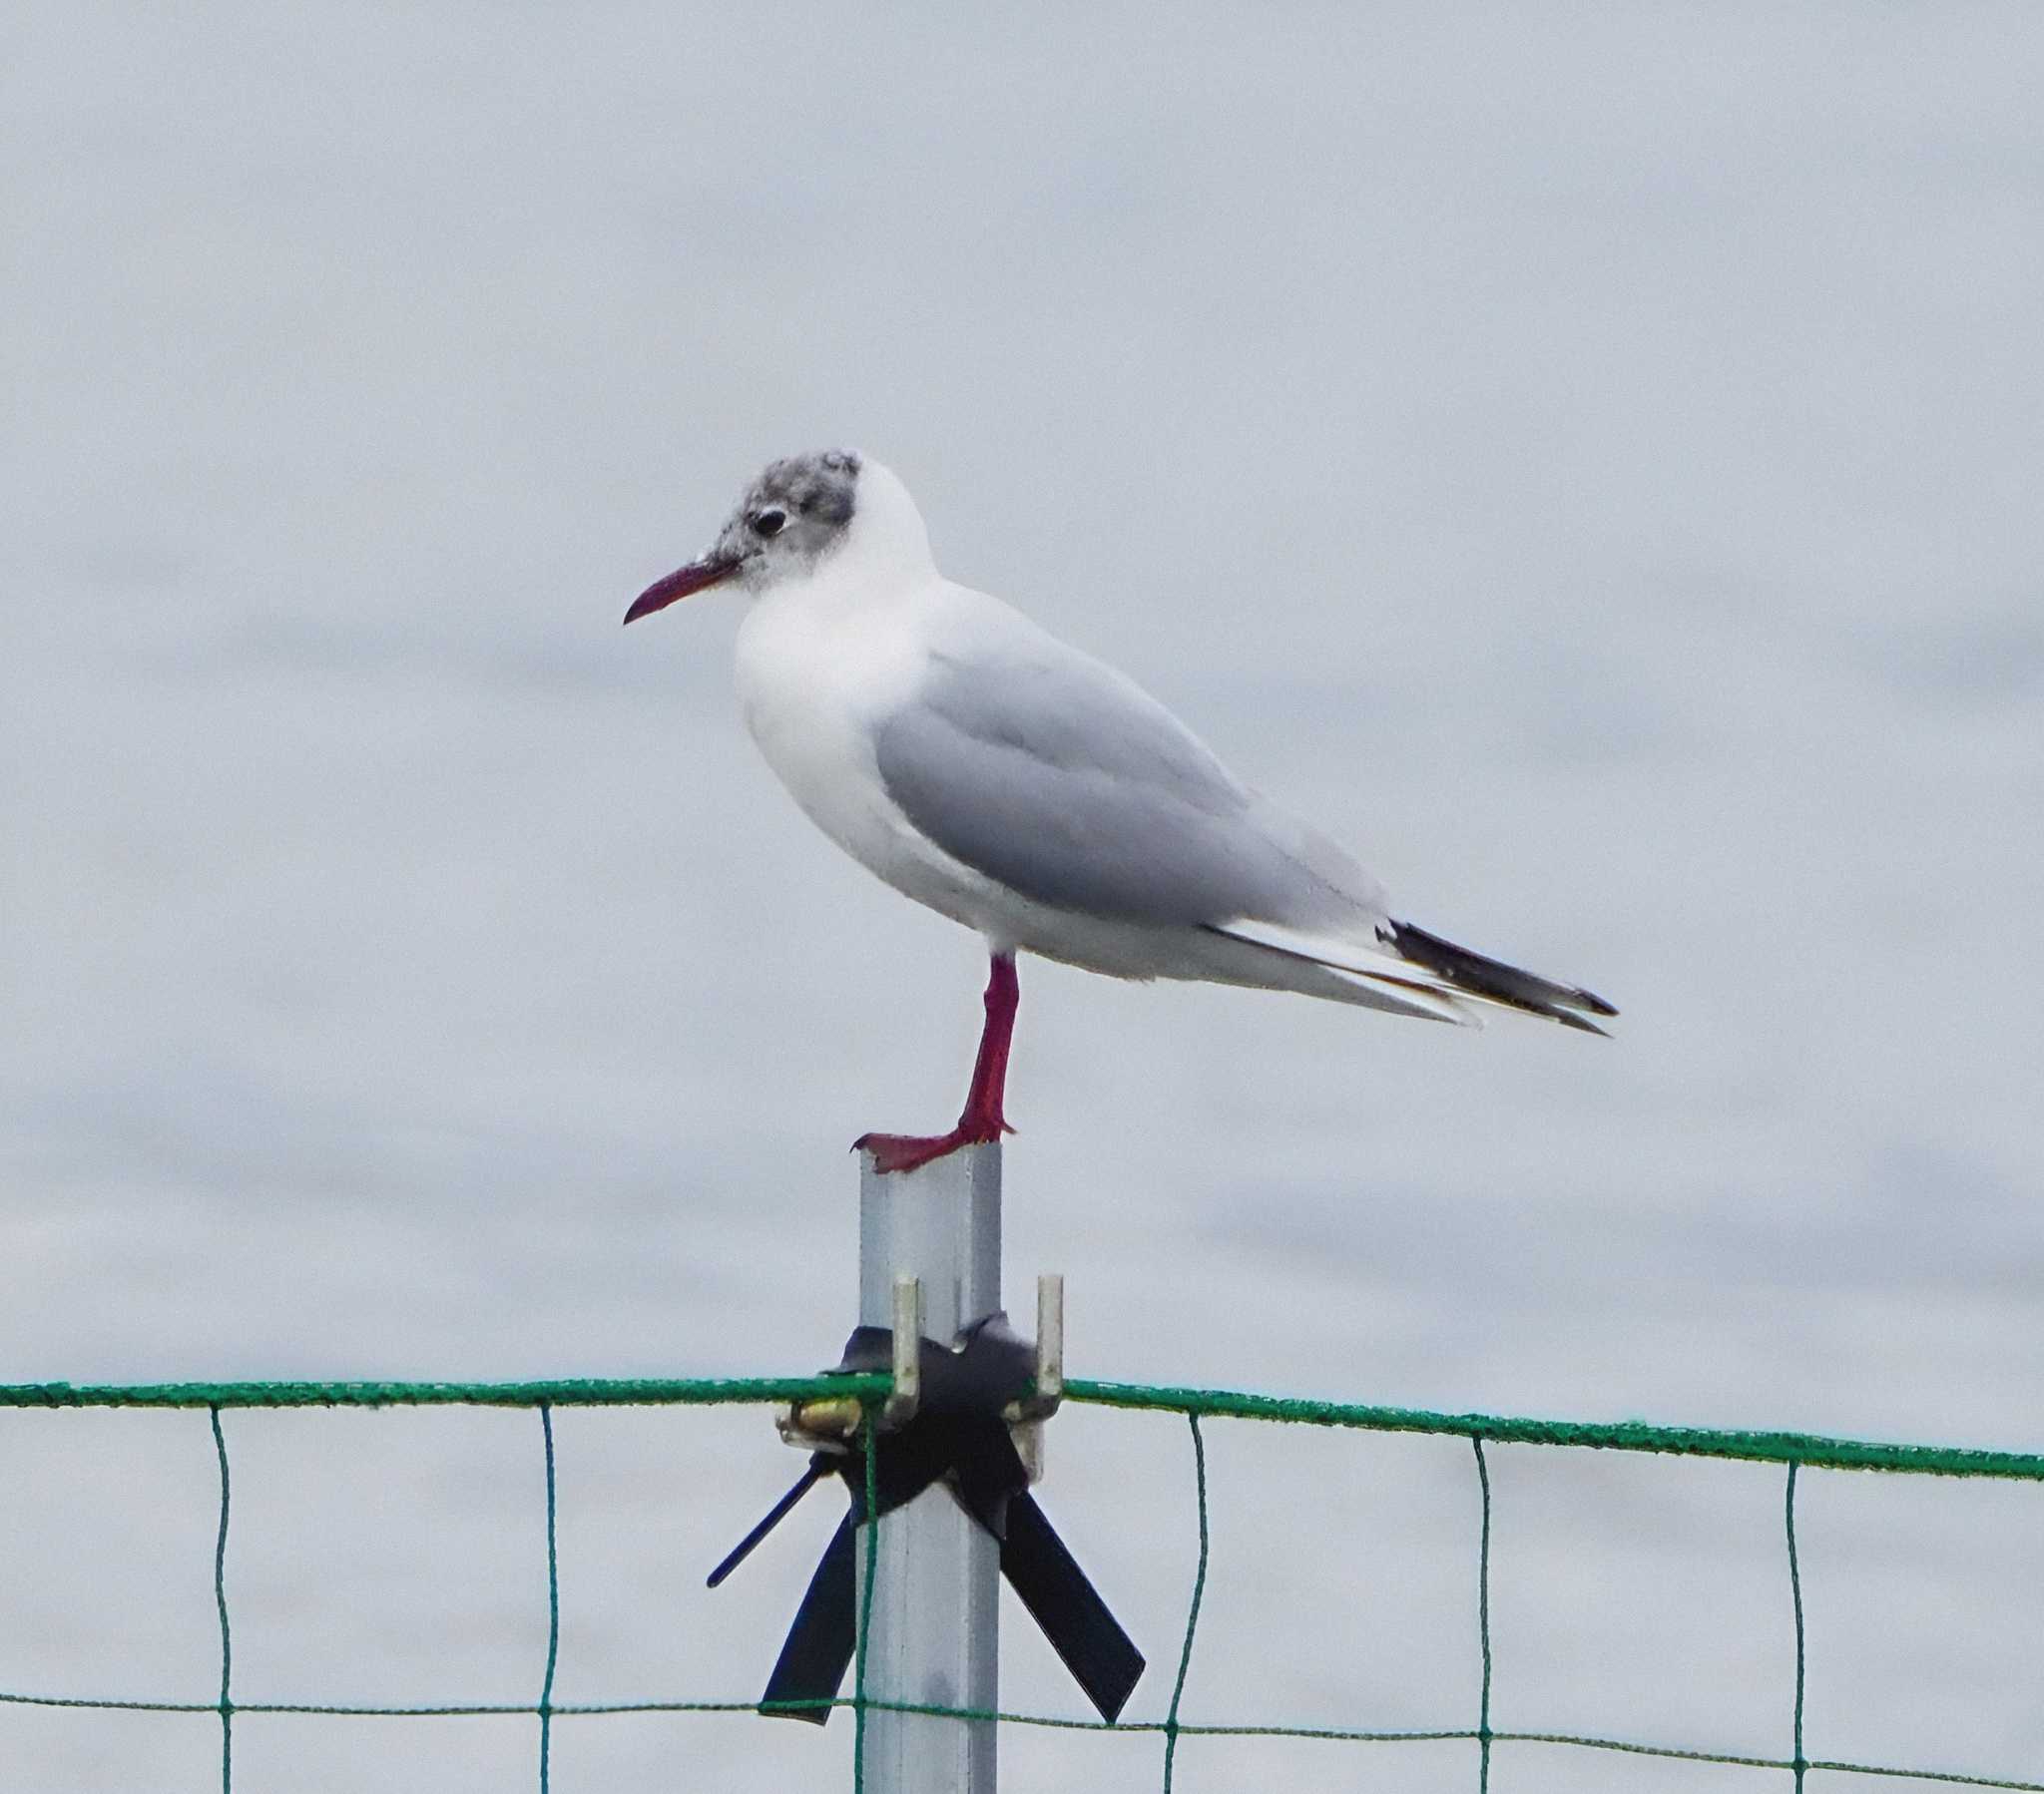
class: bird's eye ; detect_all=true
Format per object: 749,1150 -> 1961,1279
752,508 -> 787,539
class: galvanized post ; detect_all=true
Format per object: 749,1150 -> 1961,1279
856,1142 -> 1002,1793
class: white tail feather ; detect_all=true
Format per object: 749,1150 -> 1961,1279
1213,920 -> 1482,1027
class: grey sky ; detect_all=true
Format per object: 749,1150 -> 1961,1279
5,5 -> 2043,1788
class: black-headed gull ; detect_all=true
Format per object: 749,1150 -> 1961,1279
626,450 -> 1615,1173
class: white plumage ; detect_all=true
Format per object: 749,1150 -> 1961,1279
628,450 -> 1612,1168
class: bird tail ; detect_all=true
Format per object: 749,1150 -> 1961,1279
1208,918 -> 1616,1035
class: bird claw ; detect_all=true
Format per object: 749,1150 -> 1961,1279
854,1121 -> 1013,1176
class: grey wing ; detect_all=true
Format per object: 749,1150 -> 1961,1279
872,633 -> 1388,932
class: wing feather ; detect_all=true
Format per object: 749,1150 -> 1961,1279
873,621 -> 1385,932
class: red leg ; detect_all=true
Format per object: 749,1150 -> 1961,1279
856,952 -> 1020,1174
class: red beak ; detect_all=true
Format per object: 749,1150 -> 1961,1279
624,554 -> 742,625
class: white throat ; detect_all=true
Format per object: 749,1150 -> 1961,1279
731,456 -> 957,909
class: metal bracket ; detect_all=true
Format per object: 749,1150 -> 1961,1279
1034,1272 -> 1064,1413
1004,1273 -> 1064,1423
781,1270 -> 1060,1459
776,1274 -> 926,1446
1004,1273 -> 1064,1484
776,1399 -> 859,1453
885,1273 -> 923,1425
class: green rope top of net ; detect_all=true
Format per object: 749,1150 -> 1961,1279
5,1372 -> 2041,1480
0,1376 -> 890,1410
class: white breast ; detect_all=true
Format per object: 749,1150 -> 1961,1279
734,573 -> 993,928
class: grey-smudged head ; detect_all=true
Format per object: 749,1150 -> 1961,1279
625,449 -> 861,624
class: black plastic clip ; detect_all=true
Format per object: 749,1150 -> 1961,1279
709,1300 -> 1143,1726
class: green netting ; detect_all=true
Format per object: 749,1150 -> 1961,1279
2,1372 -> 2040,1792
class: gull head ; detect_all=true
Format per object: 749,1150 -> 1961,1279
625,449 -> 865,624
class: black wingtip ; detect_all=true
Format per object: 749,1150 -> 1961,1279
1388,920 -> 1617,1034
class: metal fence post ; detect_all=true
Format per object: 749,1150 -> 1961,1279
856,1141 -> 1002,1792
